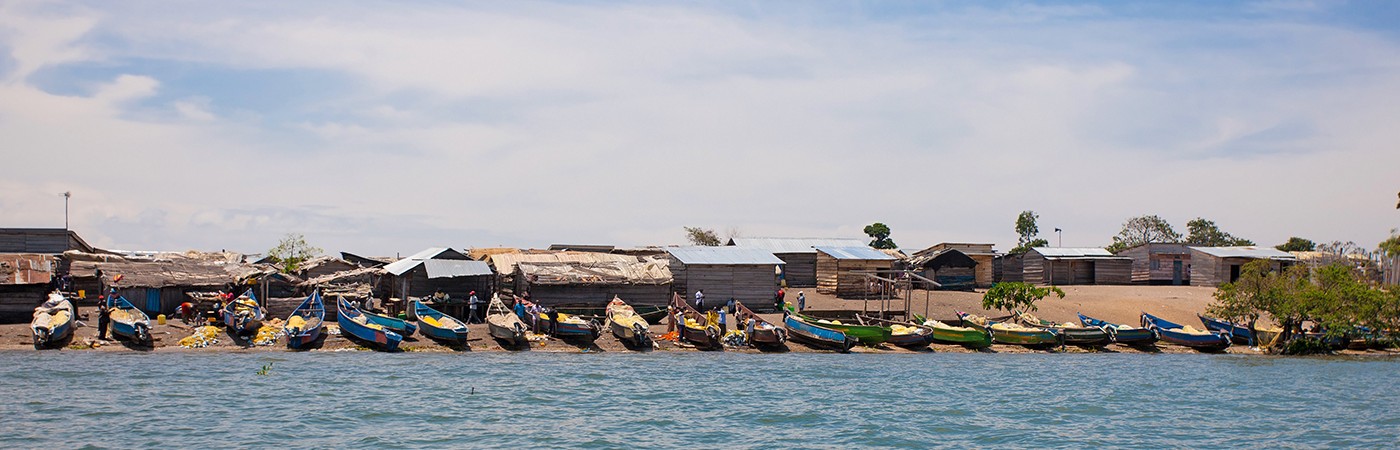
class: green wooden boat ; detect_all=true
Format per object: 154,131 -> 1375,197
913,315 -> 992,348
786,305 -> 891,345
958,312 -> 1061,347
1017,312 -> 1111,346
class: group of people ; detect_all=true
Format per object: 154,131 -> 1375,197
692,288 -> 805,312
428,290 -> 485,323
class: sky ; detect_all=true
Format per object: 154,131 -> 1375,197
1,0 -> 1398,256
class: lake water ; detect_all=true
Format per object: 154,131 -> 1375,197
4,351 -> 1399,448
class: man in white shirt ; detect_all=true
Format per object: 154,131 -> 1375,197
694,290 -> 705,310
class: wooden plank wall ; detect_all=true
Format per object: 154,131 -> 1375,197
0,231 -> 70,254
0,284 -> 47,323
394,269 -> 492,301
816,253 -> 895,298
778,253 -> 818,287
1190,251 -> 1222,287
520,284 -> 672,307
971,255 -> 994,287
1093,259 -> 1133,285
673,263 -> 778,308
1022,252 -> 1047,285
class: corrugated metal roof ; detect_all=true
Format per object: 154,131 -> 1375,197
728,237 -> 867,254
814,246 -> 898,261
384,247 -> 471,276
666,247 -> 785,265
1033,247 -> 1115,258
1191,246 -> 1298,260
488,251 -> 638,274
423,260 -> 493,278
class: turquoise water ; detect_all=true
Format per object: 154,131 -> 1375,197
4,352 -> 1399,448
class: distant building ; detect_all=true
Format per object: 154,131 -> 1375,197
514,260 -> 672,307
0,228 -> 94,254
814,246 -> 899,298
666,246 -> 784,310
0,254 -> 57,322
1189,246 -> 1298,287
727,237 -> 866,288
1116,243 -> 1192,285
910,243 -> 997,288
383,248 -> 494,313
1021,247 -> 1132,285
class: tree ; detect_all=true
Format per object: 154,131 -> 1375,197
1317,240 -> 1363,255
1011,211 -> 1049,254
1275,237 -> 1316,252
1379,229 -> 1400,258
1207,260 -> 1308,349
683,227 -> 721,246
1107,214 -> 1181,253
863,222 -> 898,249
1184,217 -> 1254,246
267,233 -> 322,274
981,282 -> 1065,315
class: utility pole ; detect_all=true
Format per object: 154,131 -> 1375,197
1055,228 -> 1062,247
63,191 -> 71,230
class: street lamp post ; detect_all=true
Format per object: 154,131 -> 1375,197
1054,228 -> 1062,247
63,191 -> 71,230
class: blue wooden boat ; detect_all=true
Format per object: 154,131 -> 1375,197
783,310 -> 856,353
337,297 -> 402,351
283,291 -> 325,350
222,289 -> 267,336
1198,315 -> 1281,347
530,308 -> 601,342
107,293 -> 152,346
1142,313 -> 1230,352
30,293 -> 75,349
362,308 -> 417,338
1078,313 -> 1158,346
413,299 -> 468,345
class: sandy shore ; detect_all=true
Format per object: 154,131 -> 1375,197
5,286 -> 1397,356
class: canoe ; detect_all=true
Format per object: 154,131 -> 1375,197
362,309 -> 417,338
107,293 -> 152,346
283,291 -> 326,350
857,315 -> 931,349
783,310 -> 856,353
337,297 -> 402,351
529,307 -> 601,342
222,289 -> 267,336
558,304 -> 669,324
413,299 -> 469,345
31,293 -> 75,349
958,312 -> 1061,347
487,295 -> 529,349
1018,312 -> 1112,346
913,315 -> 992,348
669,293 -> 721,350
786,305 -> 891,345
1078,313 -> 1158,346
1199,315 -> 1282,346
736,301 -> 787,349
1142,313 -> 1230,352
606,297 -> 653,349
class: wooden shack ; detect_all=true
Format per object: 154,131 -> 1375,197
0,254 -> 56,322
300,257 -> 360,280
0,228 -> 94,254
68,258 -> 237,315
1022,247 -> 1131,285
908,248 -> 978,290
384,248 -> 494,302
814,246 -> 898,298
666,247 -> 783,309
910,243 -> 996,287
727,237 -> 866,288
1189,246 -> 1298,287
1116,243 -> 1192,285
486,250 -> 639,296
994,253 -> 1024,283
514,260 -> 672,307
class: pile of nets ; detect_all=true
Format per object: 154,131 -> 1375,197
251,319 -> 284,346
721,330 -> 747,347
890,324 -> 922,336
179,326 -> 221,348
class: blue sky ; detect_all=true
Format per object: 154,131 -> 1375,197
0,0 -> 1397,255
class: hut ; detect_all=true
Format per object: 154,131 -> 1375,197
514,260 -> 672,307
340,252 -> 391,268
814,246 -> 898,298
0,228 -> 95,254
1022,247 -> 1132,285
907,248 -> 978,290
910,243 -> 997,288
994,253 -> 1024,283
666,247 -> 784,309
68,258 -> 237,315
1189,246 -> 1298,287
485,251 -> 639,295
727,237 -> 867,288
383,248 -> 494,303
1116,243 -> 1192,285
299,257 -> 360,280
0,254 -> 56,322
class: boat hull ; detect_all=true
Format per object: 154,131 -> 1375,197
364,312 -> 417,338
31,306 -> 75,349
1143,313 -> 1230,352
107,296 -> 152,346
337,299 -> 402,351
1078,313 -> 1158,346
610,319 -> 652,348
284,292 -> 326,350
414,300 -> 469,345
1199,315 -> 1281,346
927,323 -> 993,348
783,313 -> 855,353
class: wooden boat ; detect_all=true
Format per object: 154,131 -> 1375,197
735,301 -> 787,349
558,304 -> 669,324
487,295 -> 529,349
1078,313 -> 1157,346
606,297 -> 652,349
1018,312 -> 1112,346
30,292 -> 75,349
413,299 -> 469,345
1199,315 -> 1282,346
1142,313 -> 1230,352
858,315 -> 931,349
669,293 -> 721,350
912,315 -> 992,348
958,312 -> 1061,347
526,301 -> 601,343
283,291 -> 325,350
337,297 -> 402,351
107,293 -> 152,346
361,308 -> 417,338
783,310 -> 856,352
222,289 -> 267,336
786,305 -> 891,345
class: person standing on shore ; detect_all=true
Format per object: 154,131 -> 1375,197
775,288 -> 785,310
468,291 -> 480,324
726,297 -> 736,316
694,290 -> 705,311
797,291 -> 806,312
96,297 -> 110,340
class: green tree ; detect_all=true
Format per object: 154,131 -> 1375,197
981,281 -> 1065,315
1275,237 -> 1316,252
1011,211 -> 1049,254
1207,260 -> 1308,349
863,222 -> 898,249
683,227 -> 721,246
1107,214 -> 1181,253
267,233 -> 322,274
1184,217 -> 1254,246
1376,229 -> 1400,258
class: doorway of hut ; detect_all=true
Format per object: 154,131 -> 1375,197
1229,264 -> 1242,282
1172,260 -> 1183,285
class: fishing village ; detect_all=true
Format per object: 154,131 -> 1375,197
8,226 -> 1400,356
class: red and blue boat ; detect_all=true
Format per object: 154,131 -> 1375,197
337,297 -> 402,351
283,291 -> 325,350
413,299 -> 469,345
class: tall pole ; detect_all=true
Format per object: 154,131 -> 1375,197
1055,228 -> 1062,247
63,191 -> 71,230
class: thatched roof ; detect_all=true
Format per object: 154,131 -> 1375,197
489,251 -> 640,274
69,259 -> 239,288
517,260 -> 672,286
